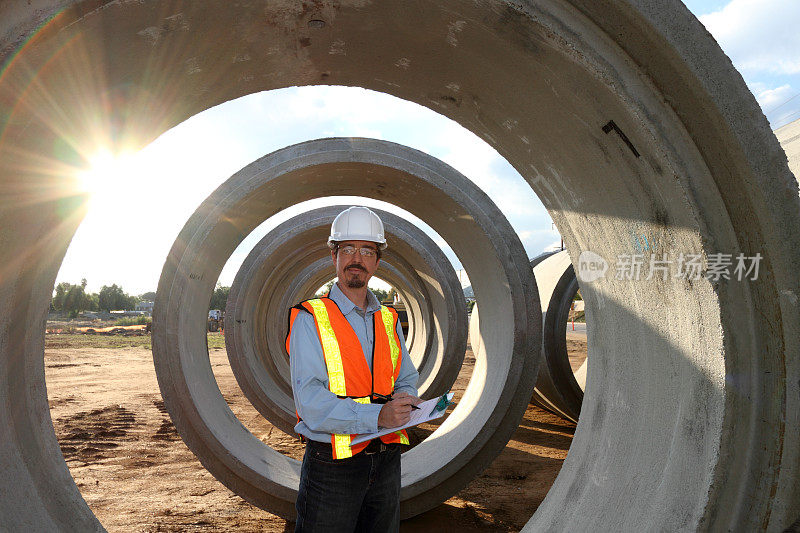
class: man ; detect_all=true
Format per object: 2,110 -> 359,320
288,206 -> 421,532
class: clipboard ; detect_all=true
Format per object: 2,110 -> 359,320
351,392 -> 455,446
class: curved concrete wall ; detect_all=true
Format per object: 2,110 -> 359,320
1,1 -> 798,531
224,205 -> 467,434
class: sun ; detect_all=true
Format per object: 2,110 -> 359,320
76,150 -> 134,204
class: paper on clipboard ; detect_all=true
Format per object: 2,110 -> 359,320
351,392 -> 455,446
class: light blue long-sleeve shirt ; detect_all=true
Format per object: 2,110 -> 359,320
289,282 -> 420,443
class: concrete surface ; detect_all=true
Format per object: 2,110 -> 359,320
567,322 -> 587,335
224,205 -> 467,435
0,1 -> 798,531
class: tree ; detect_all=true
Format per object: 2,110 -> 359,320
139,291 -> 157,301
52,278 -> 93,317
371,287 -> 390,303
315,280 -> 335,297
52,282 -> 70,312
98,284 -> 136,311
86,292 -> 99,311
209,284 -> 230,311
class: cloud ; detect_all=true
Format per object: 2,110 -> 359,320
750,83 -> 797,111
700,0 -> 800,75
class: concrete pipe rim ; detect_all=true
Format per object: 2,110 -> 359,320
254,251 -> 444,391
228,252 -> 429,434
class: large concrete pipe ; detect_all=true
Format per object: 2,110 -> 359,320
225,205 -> 467,434
475,250 -> 586,423
152,137 -> 538,518
529,250 -> 584,423
1,1 -> 798,530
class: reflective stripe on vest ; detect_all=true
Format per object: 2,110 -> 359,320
289,297 -> 409,459
379,306 -> 401,389
306,299 -> 347,396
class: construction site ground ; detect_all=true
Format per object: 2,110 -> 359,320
45,332 -> 586,532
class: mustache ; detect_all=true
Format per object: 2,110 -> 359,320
346,265 -> 367,273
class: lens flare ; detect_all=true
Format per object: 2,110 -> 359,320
76,149 -> 138,207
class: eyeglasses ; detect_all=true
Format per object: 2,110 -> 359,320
339,245 -> 377,258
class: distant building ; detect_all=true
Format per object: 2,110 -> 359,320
776,117 -> 800,179
136,300 -> 154,315
111,310 -> 146,316
463,286 -> 475,301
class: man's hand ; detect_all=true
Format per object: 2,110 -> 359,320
377,392 -> 422,428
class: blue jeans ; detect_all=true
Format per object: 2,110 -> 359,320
295,440 -> 401,532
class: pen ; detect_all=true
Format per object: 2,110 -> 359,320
373,392 -> 420,409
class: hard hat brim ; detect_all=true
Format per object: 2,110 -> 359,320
327,238 -> 387,250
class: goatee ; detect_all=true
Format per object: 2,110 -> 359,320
345,277 -> 366,289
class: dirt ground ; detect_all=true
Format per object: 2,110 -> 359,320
45,333 -> 585,532
567,336 -> 588,373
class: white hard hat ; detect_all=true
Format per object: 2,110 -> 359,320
327,206 -> 387,250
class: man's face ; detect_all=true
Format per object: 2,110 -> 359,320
332,240 -> 380,289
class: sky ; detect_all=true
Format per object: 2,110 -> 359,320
56,0 -> 800,296
688,0 -> 800,128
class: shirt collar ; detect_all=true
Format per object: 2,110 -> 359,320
329,282 -> 382,315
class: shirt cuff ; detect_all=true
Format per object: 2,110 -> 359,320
355,402 -> 383,432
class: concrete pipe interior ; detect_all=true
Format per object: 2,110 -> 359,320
225,205 -> 467,434
153,137 -> 538,518
1,1 -> 799,531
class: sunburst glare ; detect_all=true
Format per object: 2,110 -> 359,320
76,149 -> 139,208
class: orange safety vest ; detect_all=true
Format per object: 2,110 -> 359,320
287,297 -> 410,459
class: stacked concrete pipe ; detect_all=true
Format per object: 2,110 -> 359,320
224,205 -> 467,435
2,1 -> 799,530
